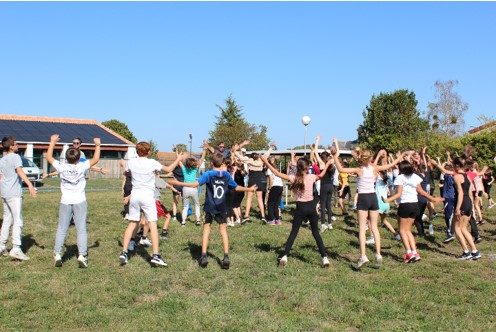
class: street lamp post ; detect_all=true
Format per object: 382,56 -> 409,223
301,115 -> 311,155
189,134 -> 192,156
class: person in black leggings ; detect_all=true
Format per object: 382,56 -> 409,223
261,155 -> 334,268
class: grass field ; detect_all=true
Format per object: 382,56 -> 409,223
1,179 -> 495,331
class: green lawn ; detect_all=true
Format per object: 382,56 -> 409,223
1,180 -> 495,331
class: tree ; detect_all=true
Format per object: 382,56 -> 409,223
173,143 -> 187,153
209,95 -> 269,150
101,119 -> 138,143
427,80 -> 469,136
357,89 -> 429,152
149,140 -> 159,159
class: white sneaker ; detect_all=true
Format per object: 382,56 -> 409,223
357,256 -> 369,269
328,224 -> 333,230
9,248 -> 29,261
320,224 -> 328,233
139,237 -> 152,247
54,253 -> 62,267
228,221 -> 235,227
375,254 -> 383,268
428,224 -> 434,235
278,255 -> 288,267
77,254 -> 88,268
321,256 -> 330,268
331,216 -> 337,221
234,219 -> 241,225
365,236 -> 375,245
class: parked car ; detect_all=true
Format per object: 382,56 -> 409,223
21,157 -> 43,186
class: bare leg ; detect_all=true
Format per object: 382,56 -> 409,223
369,210 -> 381,255
201,223 -> 212,254
219,223 -> 229,254
122,221 -> 139,251
244,191 -> 253,219
256,191 -> 266,218
357,210 -> 368,257
148,221 -> 160,254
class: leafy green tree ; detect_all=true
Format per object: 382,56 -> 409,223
101,119 -> 138,143
173,143 -> 187,153
461,129 -> 496,169
209,95 -> 269,150
357,89 -> 429,152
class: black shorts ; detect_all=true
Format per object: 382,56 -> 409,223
459,198 -> 473,217
397,202 -> 419,219
357,193 -> 379,211
173,186 -> 182,197
204,212 -> 228,224
232,191 -> 245,208
248,171 -> 267,192
339,186 -> 350,199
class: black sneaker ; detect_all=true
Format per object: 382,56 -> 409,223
119,251 -> 129,265
475,236 -> 482,243
458,252 -> 472,260
150,254 -> 167,267
160,230 -> 169,240
199,254 -> 208,268
443,235 -> 455,243
471,251 -> 482,260
221,255 -> 230,270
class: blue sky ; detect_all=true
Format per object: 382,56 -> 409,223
1,2 -> 495,150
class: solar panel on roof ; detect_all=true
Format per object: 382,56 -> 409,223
0,120 -> 129,145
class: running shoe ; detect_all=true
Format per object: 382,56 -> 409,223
411,252 -> 421,263
443,235 -> 455,243
77,254 -> 88,268
471,251 -> 482,260
151,254 -> 167,267
199,254 -> 208,268
139,237 -> 152,247
458,252 -> 472,260
221,255 -> 231,269
356,256 -> 369,269
119,251 -> 129,265
9,248 -> 29,261
278,255 -> 288,267
54,253 -> 62,267
321,256 -> 330,268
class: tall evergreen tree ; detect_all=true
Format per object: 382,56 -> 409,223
209,95 -> 269,150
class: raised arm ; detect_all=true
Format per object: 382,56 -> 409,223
89,138 -> 101,167
373,149 -> 387,166
198,148 -> 207,168
316,159 -> 334,180
162,152 -> 185,173
431,158 -> 454,175
261,155 -> 290,181
332,138 -> 360,174
375,151 -> 405,172
46,134 -> 59,165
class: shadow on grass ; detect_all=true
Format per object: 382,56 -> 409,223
61,240 -> 100,262
117,239 -> 152,266
184,241 -> 221,267
22,234 -> 45,253
254,242 -> 311,264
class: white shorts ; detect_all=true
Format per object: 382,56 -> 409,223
128,191 -> 158,222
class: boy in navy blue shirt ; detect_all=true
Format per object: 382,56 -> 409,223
170,153 -> 256,268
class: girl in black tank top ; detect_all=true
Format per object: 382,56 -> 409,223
452,158 -> 481,260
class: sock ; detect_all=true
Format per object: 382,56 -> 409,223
406,250 -> 412,254
412,250 -> 417,255
464,250 -> 469,254
471,250 -> 478,254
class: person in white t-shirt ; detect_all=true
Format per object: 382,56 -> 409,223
46,134 -> 101,268
385,160 -> 443,264
119,142 -> 184,267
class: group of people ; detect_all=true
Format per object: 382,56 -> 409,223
0,134 -> 494,270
